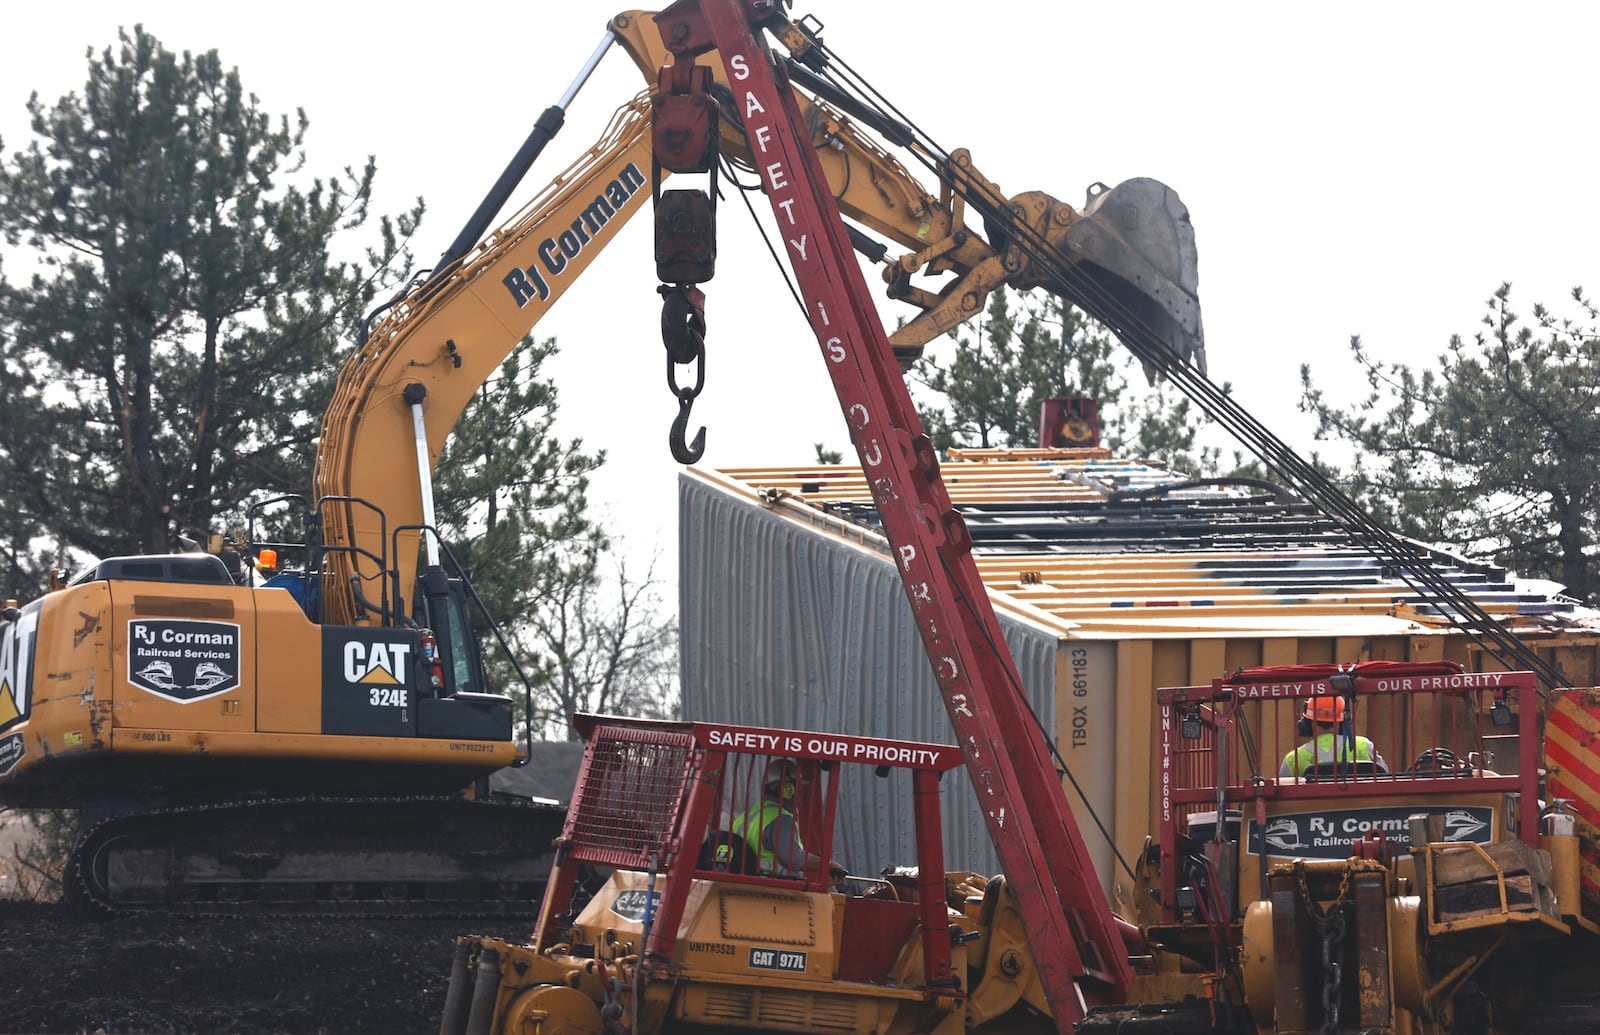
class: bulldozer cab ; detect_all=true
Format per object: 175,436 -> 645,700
527,715 -> 969,994
1151,662 -> 1544,930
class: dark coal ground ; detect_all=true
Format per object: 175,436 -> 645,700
0,899 -> 533,1034
0,746 -> 586,1033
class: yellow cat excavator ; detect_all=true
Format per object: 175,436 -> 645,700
0,5 -> 1201,917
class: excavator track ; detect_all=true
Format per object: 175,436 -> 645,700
67,795 -> 565,919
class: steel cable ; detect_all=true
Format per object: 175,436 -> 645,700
796,42 -> 1569,691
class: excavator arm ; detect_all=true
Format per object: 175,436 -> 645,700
611,8 -> 1205,368
313,9 -> 1204,631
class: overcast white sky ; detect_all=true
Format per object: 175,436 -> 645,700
4,2 -> 1597,587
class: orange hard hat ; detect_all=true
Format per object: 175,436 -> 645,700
1303,696 -> 1346,724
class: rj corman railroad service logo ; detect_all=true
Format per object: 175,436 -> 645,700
609,888 -> 662,923
1250,805 -> 1493,860
127,620 -> 242,703
0,732 -> 23,778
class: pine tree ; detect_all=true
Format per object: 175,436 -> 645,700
0,26 -> 419,597
912,287 -> 1216,473
1302,284 -> 1600,603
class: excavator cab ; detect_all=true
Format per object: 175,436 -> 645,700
410,573 -> 489,696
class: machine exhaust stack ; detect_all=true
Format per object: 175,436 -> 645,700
1039,397 -> 1101,450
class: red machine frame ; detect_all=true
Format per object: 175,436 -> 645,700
650,2 -> 1132,1020
532,715 -> 968,994
1155,664 -> 1543,925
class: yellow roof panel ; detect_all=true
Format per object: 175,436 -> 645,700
693,453 -> 1594,638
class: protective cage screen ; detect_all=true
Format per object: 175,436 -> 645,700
565,724 -> 695,869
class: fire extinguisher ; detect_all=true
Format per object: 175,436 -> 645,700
419,629 -> 445,694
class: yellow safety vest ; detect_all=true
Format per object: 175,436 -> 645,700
723,799 -> 793,874
1282,732 -> 1377,776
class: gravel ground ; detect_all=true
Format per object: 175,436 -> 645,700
0,748 -> 584,1034
0,900 -> 535,1035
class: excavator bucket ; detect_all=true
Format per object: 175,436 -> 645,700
1061,177 -> 1206,382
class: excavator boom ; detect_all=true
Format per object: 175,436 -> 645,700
314,96 -> 657,627
613,8 -> 1203,369
314,10 -> 1204,628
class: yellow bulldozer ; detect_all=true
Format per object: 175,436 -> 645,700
445,663 -> 1600,1035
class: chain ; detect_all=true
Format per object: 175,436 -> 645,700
1317,907 -> 1345,1035
1294,861 -> 1351,1034
1297,860 -> 1352,921
660,285 -> 707,463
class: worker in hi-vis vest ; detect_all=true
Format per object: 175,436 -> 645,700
722,758 -> 845,879
1279,695 -> 1388,777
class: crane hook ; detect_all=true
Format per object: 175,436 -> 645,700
670,394 -> 706,464
661,284 -> 707,464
